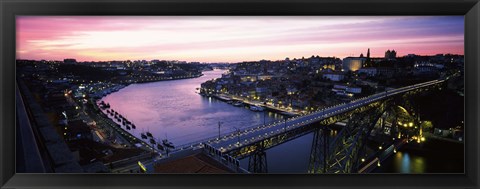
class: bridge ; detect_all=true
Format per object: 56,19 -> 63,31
170,77 -> 449,173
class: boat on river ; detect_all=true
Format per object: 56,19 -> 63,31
157,143 -> 165,151
233,101 -> 244,107
163,139 -> 175,149
149,138 -> 156,144
216,94 -> 232,101
250,105 -> 265,112
146,132 -> 153,138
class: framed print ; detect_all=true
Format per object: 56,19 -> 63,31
1,0 -> 479,188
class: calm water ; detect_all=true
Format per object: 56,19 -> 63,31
102,70 -> 284,146
373,139 -> 464,173
103,69 -> 464,173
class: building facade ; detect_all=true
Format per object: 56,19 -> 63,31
385,50 -> 397,60
342,57 -> 366,72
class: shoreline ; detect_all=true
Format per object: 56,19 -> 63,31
423,132 -> 463,144
92,95 -> 169,155
118,73 -> 204,85
205,93 -> 300,117
89,73 -> 205,99
88,73 -> 207,156
359,139 -> 406,173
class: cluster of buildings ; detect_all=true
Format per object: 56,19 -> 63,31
17,71 -> 111,172
17,59 -> 208,85
16,58 -> 211,173
16,49 -> 464,172
200,49 -> 464,113
201,56 -> 345,112
342,49 -> 463,76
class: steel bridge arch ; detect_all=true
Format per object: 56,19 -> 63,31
228,82 -> 444,173
309,94 -> 424,174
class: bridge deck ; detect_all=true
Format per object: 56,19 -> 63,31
172,79 -> 444,156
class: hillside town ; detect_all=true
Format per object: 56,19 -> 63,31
16,49 -> 464,173
200,49 -> 464,115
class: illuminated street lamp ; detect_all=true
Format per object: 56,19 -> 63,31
218,121 -> 223,141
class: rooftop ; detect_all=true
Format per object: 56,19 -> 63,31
154,152 -> 233,173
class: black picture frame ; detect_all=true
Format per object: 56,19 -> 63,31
1,0 -> 479,188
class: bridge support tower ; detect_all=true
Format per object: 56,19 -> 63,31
248,141 -> 268,173
308,126 -> 331,173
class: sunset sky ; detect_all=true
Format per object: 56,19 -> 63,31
16,16 -> 464,63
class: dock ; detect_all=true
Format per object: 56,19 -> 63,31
358,139 -> 407,173
210,94 -> 299,117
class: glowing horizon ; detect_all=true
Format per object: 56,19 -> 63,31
16,16 -> 464,63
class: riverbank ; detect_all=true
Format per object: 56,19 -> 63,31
371,137 -> 464,173
92,100 -> 161,153
98,69 -> 286,149
206,93 -> 300,117
359,139 -> 407,173
119,73 -> 204,85
88,73 -> 208,155
90,73 -> 204,100
423,132 -> 463,144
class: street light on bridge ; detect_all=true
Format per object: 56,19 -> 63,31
233,127 -> 241,145
218,121 -> 223,141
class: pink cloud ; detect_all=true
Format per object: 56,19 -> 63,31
16,16 -> 464,62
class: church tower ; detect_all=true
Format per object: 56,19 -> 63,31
364,48 -> 371,67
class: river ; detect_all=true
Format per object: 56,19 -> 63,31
372,138 -> 464,173
101,69 -> 285,147
102,69 -> 464,173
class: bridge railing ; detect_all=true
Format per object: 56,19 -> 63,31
173,120 -> 287,151
203,144 -> 249,173
174,78 -> 446,152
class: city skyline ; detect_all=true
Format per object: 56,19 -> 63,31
17,16 -> 464,63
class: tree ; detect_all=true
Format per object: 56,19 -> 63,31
421,121 -> 433,132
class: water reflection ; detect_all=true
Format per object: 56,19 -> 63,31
102,69 -> 284,146
411,155 -> 426,173
102,69 -> 461,173
393,152 -> 426,173
400,152 -> 410,173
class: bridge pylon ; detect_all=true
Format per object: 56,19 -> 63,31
248,141 -> 268,173
308,126 -> 331,173
323,102 -> 387,173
